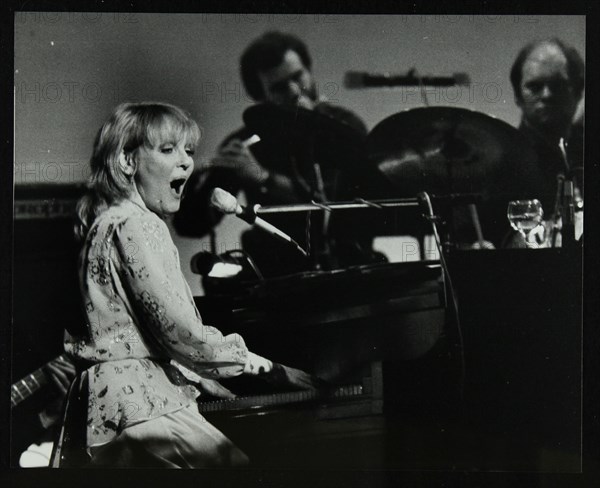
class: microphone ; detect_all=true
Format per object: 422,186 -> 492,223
209,188 -> 308,257
344,71 -> 470,89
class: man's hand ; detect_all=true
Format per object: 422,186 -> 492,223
210,139 -> 270,188
260,363 -> 324,391
43,356 -> 76,397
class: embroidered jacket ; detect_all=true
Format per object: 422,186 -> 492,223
65,194 -> 248,448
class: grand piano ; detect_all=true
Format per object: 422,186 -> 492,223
194,260 -> 449,469
193,248 -> 582,472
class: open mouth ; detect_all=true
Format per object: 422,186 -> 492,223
170,178 -> 187,197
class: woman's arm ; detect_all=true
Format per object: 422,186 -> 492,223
115,213 -> 321,389
114,214 -> 249,379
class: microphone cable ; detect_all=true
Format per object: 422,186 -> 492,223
418,191 -> 466,404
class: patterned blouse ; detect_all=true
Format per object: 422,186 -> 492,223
65,194 -> 249,449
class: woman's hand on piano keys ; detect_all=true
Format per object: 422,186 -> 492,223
261,363 -> 325,391
195,377 -> 237,399
172,361 -> 237,399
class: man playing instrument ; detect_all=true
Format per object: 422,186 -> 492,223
174,31 -> 380,277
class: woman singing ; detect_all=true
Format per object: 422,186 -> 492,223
57,102 -> 318,467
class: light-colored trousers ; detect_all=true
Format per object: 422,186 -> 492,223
88,404 -> 248,468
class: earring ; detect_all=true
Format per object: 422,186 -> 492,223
125,162 -> 136,177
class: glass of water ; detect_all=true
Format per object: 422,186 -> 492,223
507,199 -> 544,247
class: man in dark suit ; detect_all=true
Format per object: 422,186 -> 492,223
510,38 -> 584,214
175,31 -> 379,277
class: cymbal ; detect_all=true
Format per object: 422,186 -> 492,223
367,107 -> 539,201
243,103 -> 366,171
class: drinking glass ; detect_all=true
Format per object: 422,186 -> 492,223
507,199 -> 544,248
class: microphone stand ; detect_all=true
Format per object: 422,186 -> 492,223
558,138 -> 576,250
294,133 -> 333,271
550,174 -> 564,248
440,128 -> 459,253
311,155 -> 333,270
561,179 -> 576,250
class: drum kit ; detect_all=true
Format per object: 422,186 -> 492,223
241,102 -> 553,255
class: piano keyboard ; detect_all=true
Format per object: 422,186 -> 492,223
198,384 -> 364,413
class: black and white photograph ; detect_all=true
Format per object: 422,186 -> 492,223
3,2 -> 598,487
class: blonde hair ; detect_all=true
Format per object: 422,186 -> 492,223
75,102 -> 201,240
